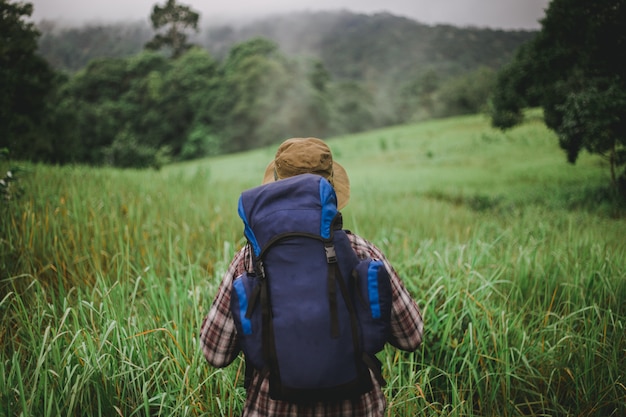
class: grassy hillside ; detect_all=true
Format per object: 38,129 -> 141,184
1,112 -> 625,416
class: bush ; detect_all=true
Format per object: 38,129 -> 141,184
181,125 -> 222,160
103,132 -> 170,169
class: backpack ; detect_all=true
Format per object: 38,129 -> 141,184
230,173 -> 392,403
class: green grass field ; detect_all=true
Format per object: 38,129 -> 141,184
1,111 -> 625,416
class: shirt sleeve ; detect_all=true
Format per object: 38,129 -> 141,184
347,233 -> 424,351
199,247 -> 247,368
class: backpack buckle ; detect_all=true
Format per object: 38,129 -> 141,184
324,244 -> 337,263
255,259 -> 266,279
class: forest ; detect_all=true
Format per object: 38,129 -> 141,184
3,0 -> 535,168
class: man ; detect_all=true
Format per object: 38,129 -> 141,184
200,137 -> 423,417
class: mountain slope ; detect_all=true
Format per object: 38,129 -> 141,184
204,11 -> 537,81
39,10 -> 537,85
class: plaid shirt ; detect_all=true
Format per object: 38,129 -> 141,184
200,232 -> 424,417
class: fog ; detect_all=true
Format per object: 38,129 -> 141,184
29,0 -> 549,30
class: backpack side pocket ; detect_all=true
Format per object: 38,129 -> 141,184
230,273 -> 265,371
353,259 -> 393,355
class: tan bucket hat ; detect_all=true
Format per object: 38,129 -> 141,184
262,137 -> 350,209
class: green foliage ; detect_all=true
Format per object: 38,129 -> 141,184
50,48 -> 222,167
181,125 -> 221,159
491,0 -> 626,194
208,38 -> 280,151
557,76 -> 626,170
204,12 -> 535,126
328,81 -> 377,133
4,9 -> 539,168
145,0 -> 200,58
438,66 -> 497,116
37,36 -> 338,166
309,60 -> 331,93
40,33 -> 358,163
37,11 -> 535,138
103,130 -> 170,169
214,38 -> 335,151
0,0 -> 57,159
159,47 -> 221,154
398,69 -> 441,122
489,41 -> 542,130
56,57 -> 132,164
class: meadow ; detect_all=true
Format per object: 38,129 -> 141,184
1,111 -> 625,416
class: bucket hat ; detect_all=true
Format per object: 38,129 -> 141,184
262,137 -> 350,209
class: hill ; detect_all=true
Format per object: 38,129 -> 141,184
205,11 -> 536,81
38,10 -> 536,85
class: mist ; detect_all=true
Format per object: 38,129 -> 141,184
29,0 -> 549,30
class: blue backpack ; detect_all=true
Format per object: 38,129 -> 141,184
230,173 -> 392,403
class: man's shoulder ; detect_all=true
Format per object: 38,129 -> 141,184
344,231 -> 384,258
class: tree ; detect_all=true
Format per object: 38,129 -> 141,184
213,38 -> 285,151
145,0 -> 200,59
158,47 -> 221,157
57,57 -> 132,164
212,38 -> 336,151
328,81 -> 376,134
398,69 -> 441,122
0,0 -> 57,159
491,0 -> 626,194
54,48 -> 221,167
439,67 -> 497,117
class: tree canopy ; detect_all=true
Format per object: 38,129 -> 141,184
145,0 -> 200,58
43,40 -> 338,166
51,48 -> 223,167
0,0 -> 57,159
6,5 -> 537,168
491,0 -> 626,194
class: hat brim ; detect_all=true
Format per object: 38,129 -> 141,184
262,161 -> 350,210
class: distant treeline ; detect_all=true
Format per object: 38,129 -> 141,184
38,12 -> 536,78
12,11 -> 536,168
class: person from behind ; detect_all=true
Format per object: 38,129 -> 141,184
200,137 -> 424,416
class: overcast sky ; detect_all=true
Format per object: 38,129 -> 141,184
29,0 -> 550,30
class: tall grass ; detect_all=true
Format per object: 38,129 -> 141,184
1,111 -> 625,416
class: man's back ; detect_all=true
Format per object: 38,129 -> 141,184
199,137 -> 423,416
